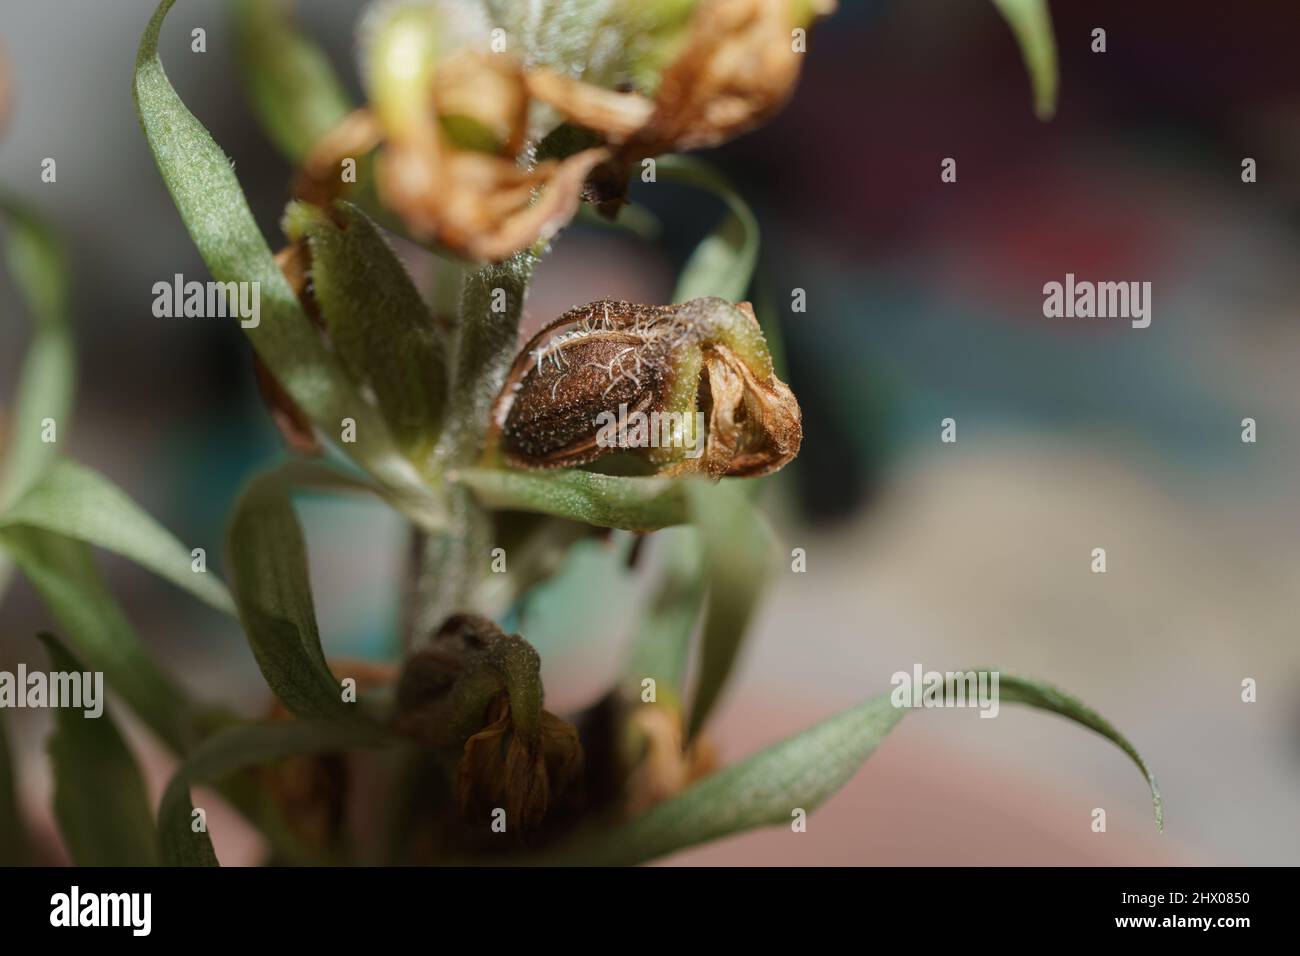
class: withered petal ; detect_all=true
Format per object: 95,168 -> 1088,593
525,68 -> 655,143
295,109 -> 383,208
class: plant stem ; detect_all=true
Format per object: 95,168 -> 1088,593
408,252 -> 537,642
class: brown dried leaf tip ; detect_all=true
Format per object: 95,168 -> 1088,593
488,297 -> 801,478
394,614 -> 581,831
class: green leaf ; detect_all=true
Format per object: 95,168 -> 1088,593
684,480 -> 772,739
556,694 -> 906,865
624,526 -> 705,712
559,672 -> 1160,865
990,0 -> 1059,120
457,467 -> 693,531
441,256 -> 538,464
231,0 -> 353,164
158,718 -> 390,866
40,633 -> 160,866
0,528 -> 196,754
0,458 -> 234,616
226,466 -> 360,720
994,673 -> 1163,831
0,200 -> 75,512
0,711 -> 26,865
660,155 -> 760,304
133,0 -> 431,502
284,201 -> 447,460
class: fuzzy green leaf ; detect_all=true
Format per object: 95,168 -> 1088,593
661,156 -> 759,304
563,673 -> 1160,864
684,480 -> 772,739
0,528 -> 196,754
134,0 -> 431,504
159,718 -> 390,866
0,457 -> 234,615
0,711 -> 25,865
995,673 -> 1163,830
557,694 -> 906,865
231,0 -> 353,164
225,466 -> 365,720
41,633 -> 160,866
0,200 -> 75,512
457,467 -> 693,531
442,257 -> 538,464
624,527 -> 705,712
284,201 -> 447,460
990,0 -> 1059,120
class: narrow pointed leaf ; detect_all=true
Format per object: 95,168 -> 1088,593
0,200 -> 75,512
41,633 -> 160,866
159,718 -> 390,866
0,458 -> 234,615
134,0 -> 428,501
995,673 -> 1163,830
990,0 -> 1059,120
660,156 -> 759,304
555,694 -> 905,865
625,527 -> 705,711
226,467 -> 355,720
457,467 -> 692,531
231,0 -> 353,164
284,201 -> 447,460
685,480 -> 772,739
0,527 -> 195,753
559,673 -> 1160,864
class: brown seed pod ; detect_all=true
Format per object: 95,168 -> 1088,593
487,297 -> 801,478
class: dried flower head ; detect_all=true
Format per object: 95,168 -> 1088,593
527,0 -> 837,160
394,614 -> 582,830
299,1 -> 607,261
487,297 -> 801,478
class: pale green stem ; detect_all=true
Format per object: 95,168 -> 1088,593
409,253 -> 537,641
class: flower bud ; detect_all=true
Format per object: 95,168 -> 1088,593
394,614 -> 582,829
488,297 -> 801,478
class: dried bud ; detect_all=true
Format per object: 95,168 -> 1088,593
487,297 -> 801,478
394,614 -> 582,829
299,0 -> 608,262
527,0 -> 836,160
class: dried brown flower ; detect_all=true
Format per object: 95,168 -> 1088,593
394,614 -> 582,830
528,0 -> 837,160
487,297 -> 801,478
299,7 -> 608,262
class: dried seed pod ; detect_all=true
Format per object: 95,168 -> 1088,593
487,297 -> 801,478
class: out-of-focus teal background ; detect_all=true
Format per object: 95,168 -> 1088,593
2,0 -> 1299,864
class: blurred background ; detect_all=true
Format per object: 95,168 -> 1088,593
2,0 -> 1299,864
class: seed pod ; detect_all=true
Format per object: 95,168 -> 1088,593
487,297 -> 801,478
